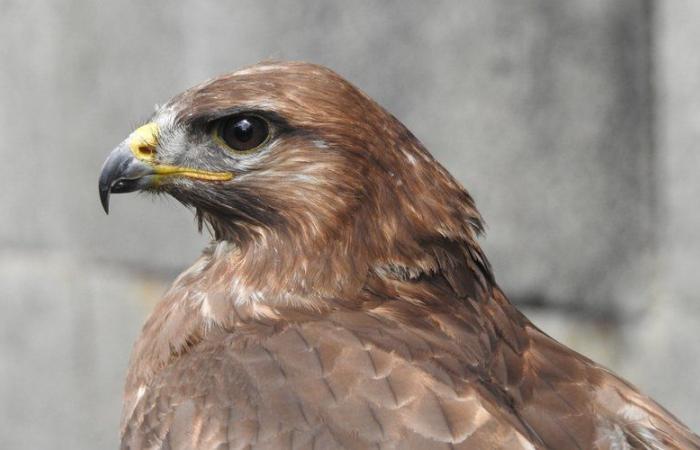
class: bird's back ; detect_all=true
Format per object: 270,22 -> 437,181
120,274 -> 700,450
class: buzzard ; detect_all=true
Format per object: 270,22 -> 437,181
99,61 -> 699,449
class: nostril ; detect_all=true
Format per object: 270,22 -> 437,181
127,122 -> 160,161
137,145 -> 155,159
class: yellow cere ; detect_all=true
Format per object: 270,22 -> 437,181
128,122 -> 233,182
128,122 -> 160,161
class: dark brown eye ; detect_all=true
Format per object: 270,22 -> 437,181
217,115 -> 269,152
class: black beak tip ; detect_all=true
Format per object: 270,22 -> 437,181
99,185 -> 110,214
99,143 -> 157,215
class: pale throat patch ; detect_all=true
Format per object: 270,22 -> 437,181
136,385 -> 147,401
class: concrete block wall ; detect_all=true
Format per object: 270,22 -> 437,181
628,0 -> 700,427
1,1 -> 697,448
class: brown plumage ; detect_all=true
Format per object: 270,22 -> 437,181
99,61 -> 699,449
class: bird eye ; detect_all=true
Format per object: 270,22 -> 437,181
216,115 -> 269,152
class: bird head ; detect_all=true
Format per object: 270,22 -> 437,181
99,61 -> 489,299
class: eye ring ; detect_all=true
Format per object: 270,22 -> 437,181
214,114 -> 270,153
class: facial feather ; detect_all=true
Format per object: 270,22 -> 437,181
144,61 -> 489,302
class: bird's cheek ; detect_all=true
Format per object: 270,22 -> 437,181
98,123 -> 233,213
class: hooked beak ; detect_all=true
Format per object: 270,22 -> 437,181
98,122 -> 232,214
98,142 -> 157,214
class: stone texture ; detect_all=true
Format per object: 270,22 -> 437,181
0,251 -> 155,449
0,1 -> 698,447
628,0 -> 700,429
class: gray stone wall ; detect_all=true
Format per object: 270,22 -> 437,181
1,1 -> 698,448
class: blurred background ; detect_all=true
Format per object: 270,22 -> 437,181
1,0 -> 699,448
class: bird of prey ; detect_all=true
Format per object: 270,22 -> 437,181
99,61 -> 699,449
